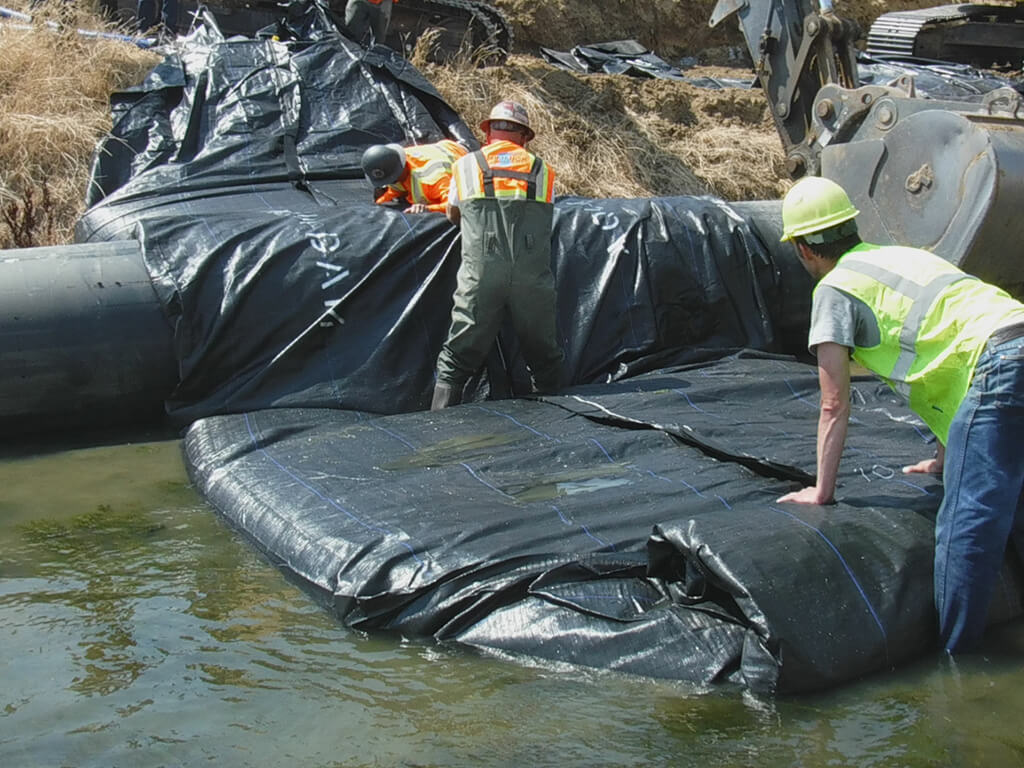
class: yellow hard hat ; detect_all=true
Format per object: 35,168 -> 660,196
480,100 -> 535,141
780,176 -> 859,242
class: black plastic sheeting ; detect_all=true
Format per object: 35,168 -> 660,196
537,40 -> 1023,99
187,352 -> 1004,694
540,39 -> 690,80
77,4 -> 808,426
97,195 -> 798,425
856,52 -> 1024,100
73,3 -> 1023,693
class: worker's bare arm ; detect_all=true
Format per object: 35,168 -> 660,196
777,342 -> 851,505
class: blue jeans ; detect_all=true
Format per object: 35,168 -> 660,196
137,0 -> 178,32
936,334 -> 1024,652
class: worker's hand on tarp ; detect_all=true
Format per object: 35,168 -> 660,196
902,457 -> 943,475
777,485 -> 834,505
902,442 -> 944,475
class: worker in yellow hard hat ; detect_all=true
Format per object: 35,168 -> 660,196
361,139 -> 468,214
430,100 -> 563,409
776,175 -> 1024,655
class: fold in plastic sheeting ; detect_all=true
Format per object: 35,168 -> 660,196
75,5 -> 809,426
183,352 -> 1018,694
540,39 -> 688,80
75,3 -> 1024,693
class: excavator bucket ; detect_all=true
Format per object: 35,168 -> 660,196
712,0 -> 1024,296
816,84 -> 1024,296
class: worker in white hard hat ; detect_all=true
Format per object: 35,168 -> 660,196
776,175 -> 1024,655
431,100 -> 563,409
360,139 -> 467,214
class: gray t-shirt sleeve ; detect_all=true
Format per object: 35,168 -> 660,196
808,285 -> 881,354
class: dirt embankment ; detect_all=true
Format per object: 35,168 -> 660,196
495,0 -> 946,57
423,55 -> 784,201
0,0 -> 950,247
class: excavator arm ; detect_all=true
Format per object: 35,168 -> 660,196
711,0 -> 1024,295
710,0 -> 859,177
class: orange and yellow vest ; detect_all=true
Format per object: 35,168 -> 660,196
450,139 -> 555,205
375,139 -> 467,213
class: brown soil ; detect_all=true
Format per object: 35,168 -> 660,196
0,0 -> 963,247
494,0 -> 946,57
424,54 -> 786,200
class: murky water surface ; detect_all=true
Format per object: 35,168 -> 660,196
2,439 -> 1023,767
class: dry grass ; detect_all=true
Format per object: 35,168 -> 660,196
0,0 -> 158,247
421,47 -> 787,201
0,2 -> 790,248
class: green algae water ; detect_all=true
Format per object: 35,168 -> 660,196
2,439 -> 1024,768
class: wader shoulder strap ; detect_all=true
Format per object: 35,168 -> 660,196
472,150 -> 543,198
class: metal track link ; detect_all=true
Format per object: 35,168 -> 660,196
397,0 -> 512,60
866,4 -> 1024,62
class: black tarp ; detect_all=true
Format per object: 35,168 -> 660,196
537,40 -> 1023,99
185,353 -> 980,693
78,3 -> 808,425
76,3 -> 1022,693
540,39 -> 690,80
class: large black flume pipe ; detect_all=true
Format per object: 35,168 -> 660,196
0,201 -> 800,437
0,240 -> 176,436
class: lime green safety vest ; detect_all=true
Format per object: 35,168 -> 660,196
817,243 -> 1024,443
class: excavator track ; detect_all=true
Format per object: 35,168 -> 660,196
387,0 -> 513,62
104,0 -> 513,63
866,4 -> 1024,68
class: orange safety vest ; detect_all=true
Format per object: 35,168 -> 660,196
366,0 -> 398,5
451,139 -> 556,204
374,139 -> 467,213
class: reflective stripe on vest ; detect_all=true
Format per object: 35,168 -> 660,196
452,140 -> 554,203
833,254 -> 970,386
818,243 -> 1024,442
405,140 -> 465,206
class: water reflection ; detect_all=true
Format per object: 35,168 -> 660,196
1,440 -> 1022,767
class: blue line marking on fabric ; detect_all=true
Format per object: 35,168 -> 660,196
715,495 -> 732,510
243,413 -> 425,566
631,466 -> 673,484
910,423 -> 929,442
553,504 -> 572,526
674,388 -> 723,419
894,478 -> 934,495
459,462 -> 515,498
627,463 -> 708,497
371,423 -> 417,451
784,378 -> 820,410
550,503 -> 615,549
678,477 -> 707,497
581,523 -> 614,550
470,404 -> 560,441
588,437 -> 615,462
768,505 -> 888,646
398,211 -> 415,234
